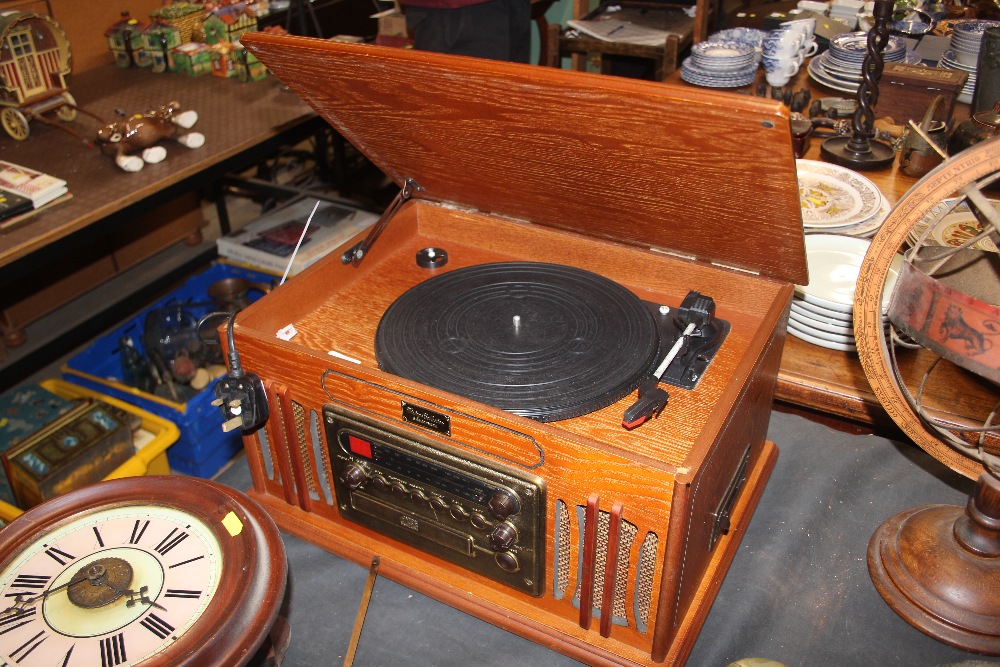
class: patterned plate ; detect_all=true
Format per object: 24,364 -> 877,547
797,159 -> 885,229
907,197 -> 1000,253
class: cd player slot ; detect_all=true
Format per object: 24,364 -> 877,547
352,491 -> 475,556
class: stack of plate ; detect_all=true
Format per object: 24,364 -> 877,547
936,20 -> 1000,103
937,50 -> 977,103
791,234 -> 900,352
906,196 -> 1000,253
808,32 -> 912,94
680,40 -> 758,88
796,160 -> 889,238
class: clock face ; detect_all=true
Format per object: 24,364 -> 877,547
0,476 -> 286,667
0,505 -> 223,666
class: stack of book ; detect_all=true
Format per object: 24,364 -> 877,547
216,196 -> 378,276
0,159 -> 69,225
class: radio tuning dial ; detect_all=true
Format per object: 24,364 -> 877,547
342,463 -> 368,490
488,490 -> 519,521
489,522 -> 518,551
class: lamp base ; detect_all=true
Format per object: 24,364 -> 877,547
821,135 -> 896,170
868,479 -> 1000,655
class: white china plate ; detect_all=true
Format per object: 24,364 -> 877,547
787,322 -> 858,351
795,234 -> 902,312
788,320 -> 856,344
792,296 -> 853,322
790,307 -> 855,336
791,301 -> 889,333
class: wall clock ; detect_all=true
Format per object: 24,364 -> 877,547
0,475 -> 286,667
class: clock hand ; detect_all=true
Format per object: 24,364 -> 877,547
99,580 -> 167,612
0,573 -> 90,616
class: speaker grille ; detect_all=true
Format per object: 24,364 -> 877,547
292,401 -> 317,498
554,500 -> 571,600
308,408 -> 334,505
571,503 -> 638,629
634,532 -> 658,633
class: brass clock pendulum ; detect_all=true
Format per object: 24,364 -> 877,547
820,0 -> 897,170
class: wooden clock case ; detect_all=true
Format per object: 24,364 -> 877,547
233,33 -> 807,667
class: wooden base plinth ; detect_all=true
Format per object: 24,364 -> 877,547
250,441 -> 778,667
868,476 -> 1000,655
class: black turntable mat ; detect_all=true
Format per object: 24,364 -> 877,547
374,262 -> 661,421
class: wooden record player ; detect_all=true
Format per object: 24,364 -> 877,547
232,33 -> 807,667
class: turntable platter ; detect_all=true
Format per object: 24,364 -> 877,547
374,262 -> 661,421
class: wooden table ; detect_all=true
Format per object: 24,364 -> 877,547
660,64 -> 997,438
0,63 -> 322,386
0,64 -> 319,273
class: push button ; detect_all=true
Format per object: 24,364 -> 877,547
495,551 -> 519,572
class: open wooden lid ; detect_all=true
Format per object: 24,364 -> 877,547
241,33 -> 807,284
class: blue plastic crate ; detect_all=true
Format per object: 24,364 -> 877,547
62,262 -> 275,478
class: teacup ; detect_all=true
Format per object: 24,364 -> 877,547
778,19 -> 819,57
762,33 -> 803,58
762,55 -> 799,86
781,18 -> 816,42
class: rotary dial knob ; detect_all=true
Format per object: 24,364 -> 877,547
341,463 -> 368,490
487,490 -> 519,521
489,522 -> 518,552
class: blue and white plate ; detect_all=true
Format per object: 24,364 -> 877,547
680,58 -> 757,87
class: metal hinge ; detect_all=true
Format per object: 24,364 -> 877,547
341,178 -> 422,267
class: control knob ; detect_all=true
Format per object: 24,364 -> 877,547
489,522 -> 518,551
341,463 -> 367,490
487,490 -> 520,521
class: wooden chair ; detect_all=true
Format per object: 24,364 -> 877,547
545,0 -> 720,80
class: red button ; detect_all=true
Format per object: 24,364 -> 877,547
348,434 -> 373,458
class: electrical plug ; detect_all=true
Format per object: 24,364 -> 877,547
211,372 -> 269,433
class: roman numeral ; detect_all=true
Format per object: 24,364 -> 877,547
43,547 -> 74,566
100,633 -> 126,667
0,608 -> 35,636
60,645 -> 74,667
93,527 -> 104,548
140,614 -> 175,640
6,575 -> 49,597
154,529 -> 188,556
129,520 -> 149,545
9,629 -> 45,662
164,589 -> 202,599
168,555 -> 204,569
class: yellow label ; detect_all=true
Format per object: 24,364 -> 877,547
222,511 -> 244,537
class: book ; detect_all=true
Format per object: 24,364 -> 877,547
216,196 -> 378,276
0,159 -> 68,208
0,187 -> 34,222
0,192 -> 72,231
